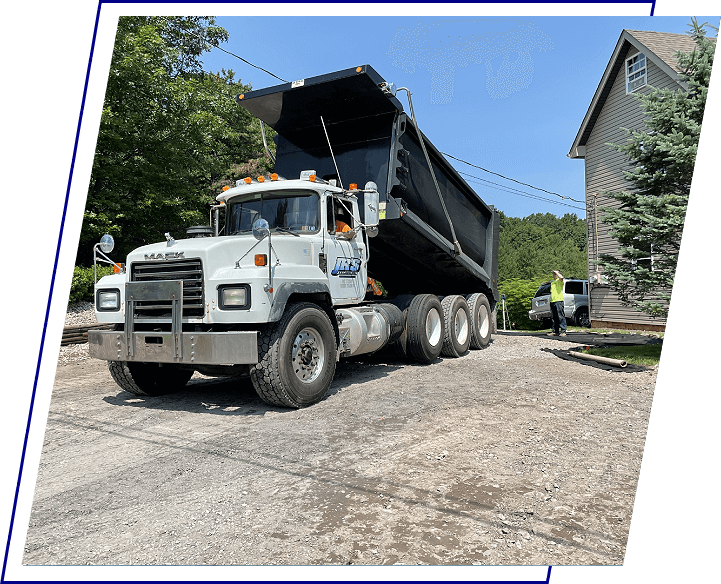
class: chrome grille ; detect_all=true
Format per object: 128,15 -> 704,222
130,259 -> 204,317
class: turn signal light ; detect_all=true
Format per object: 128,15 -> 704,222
255,254 -> 268,266
113,263 -> 123,274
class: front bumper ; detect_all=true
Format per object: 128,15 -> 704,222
88,330 -> 258,364
88,279 -> 258,365
528,310 -> 550,321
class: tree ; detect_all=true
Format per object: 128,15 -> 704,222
78,16 -> 274,264
599,19 -> 716,318
498,211 -> 587,282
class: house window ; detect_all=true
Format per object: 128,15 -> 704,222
626,52 -> 647,94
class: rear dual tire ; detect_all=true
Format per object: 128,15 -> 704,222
440,295 -> 471,357
466,292 -> 492,349
390,294 -> 444,363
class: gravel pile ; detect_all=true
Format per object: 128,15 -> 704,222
65,302 -> 97,327
58,302 -> 98,365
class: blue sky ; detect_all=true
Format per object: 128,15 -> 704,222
200,15 -> 717,220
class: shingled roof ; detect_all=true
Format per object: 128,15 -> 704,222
568,29 -> 716,158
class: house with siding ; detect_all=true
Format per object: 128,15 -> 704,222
568,29 -> 711,331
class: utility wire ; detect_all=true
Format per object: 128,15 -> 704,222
442,151 -> 586,204
162,17 -> 288,83
459,171 -> 586,211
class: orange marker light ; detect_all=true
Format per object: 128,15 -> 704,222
113,263 -> 122,274
238,94 -> 244,100
349,183 -> 358,190
257,176 -> 265,183
255,254 -> 268,266
356,67 -> 362,73
222,185 -> 230,191
271,173 -> 279,181
244,177 -> 252,184
309,174 -> 317,182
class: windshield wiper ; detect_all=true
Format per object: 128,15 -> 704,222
275,226 -> 300,237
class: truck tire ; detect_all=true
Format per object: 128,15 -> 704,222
405,294 -> 444,364
107,361 -> 193,397
466,292 -> 492,349
250,302 -> 337,408
440,295 -> 471,357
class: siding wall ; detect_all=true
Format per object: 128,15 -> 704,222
584,46 -> 679,327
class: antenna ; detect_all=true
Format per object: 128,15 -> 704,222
320,116 -> 343,190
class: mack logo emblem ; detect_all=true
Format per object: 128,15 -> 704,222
144,251 -> 185,260
331,257 -> 361,277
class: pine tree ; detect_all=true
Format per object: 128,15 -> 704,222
599,19 -> 716,318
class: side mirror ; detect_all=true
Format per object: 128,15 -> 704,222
363,182 -> 379,234
99,234 -> 115,253
252,218 -> 270,241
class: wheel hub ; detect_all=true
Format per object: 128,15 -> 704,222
292,328 -> 325,383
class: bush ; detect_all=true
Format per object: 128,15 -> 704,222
497,278 -> 548,330
69,265 -> 114,304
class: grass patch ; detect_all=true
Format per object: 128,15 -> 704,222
583,343 -> 663,367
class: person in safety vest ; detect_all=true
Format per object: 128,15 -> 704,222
547,270 -> 567,337
335,219 -> 352,233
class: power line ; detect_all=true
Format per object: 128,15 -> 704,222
162,17 -> 288,83
442,151 -> 586,204
459,171 -> 586,212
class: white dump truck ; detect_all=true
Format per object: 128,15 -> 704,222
88,65 -> 499,408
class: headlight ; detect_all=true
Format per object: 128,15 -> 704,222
218,285 -> 251,310
97,289 -> 120,311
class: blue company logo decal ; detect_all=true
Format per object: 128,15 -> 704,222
331,257 -> 361,277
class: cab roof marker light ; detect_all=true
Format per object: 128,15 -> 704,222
257,176 -> 265,183
244,177 -> 252,184
271,173 -> 279,181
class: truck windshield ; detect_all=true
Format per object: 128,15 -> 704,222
226,189 -> 320,235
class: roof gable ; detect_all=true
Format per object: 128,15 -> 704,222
568,29 -> 713,159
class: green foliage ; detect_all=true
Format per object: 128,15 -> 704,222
497,277 -> 548,330
498,211 -> 588,282
78,16 -> 274,264
69,265 -> 114,304
600,19 -> 716,319
583,343 -> 663,367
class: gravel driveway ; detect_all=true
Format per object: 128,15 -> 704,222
24,316 -> 658,566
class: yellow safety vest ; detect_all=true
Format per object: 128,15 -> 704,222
550,279 -> 564,302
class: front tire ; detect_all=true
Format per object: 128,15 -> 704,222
108,361 -> 193,397
575,307 -> 591,328
250,302 -> 337,408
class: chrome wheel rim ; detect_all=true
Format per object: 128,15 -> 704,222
291,327 -> 325,383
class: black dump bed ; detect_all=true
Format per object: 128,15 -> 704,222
237,65 -> 499,302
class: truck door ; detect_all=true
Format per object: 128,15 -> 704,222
326,196 -> 366,303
